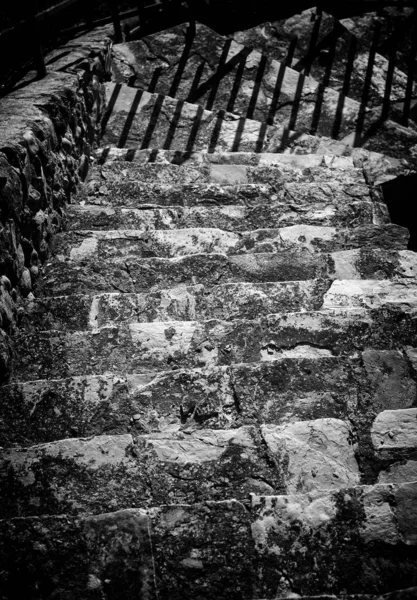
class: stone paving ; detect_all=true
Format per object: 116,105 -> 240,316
1,7 -> 417,600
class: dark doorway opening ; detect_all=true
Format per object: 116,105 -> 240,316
382,174 -> 417,251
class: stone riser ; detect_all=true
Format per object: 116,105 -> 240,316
67,201 -> 387,232
85,177 -> 374,209
2,351 -> 416,457
0,418 -> 363,518
35,248 -> 417,298
1,491 -> 417,599
21,279 -> 417,333
51,225 -> 408,265
11,308 -> 417,382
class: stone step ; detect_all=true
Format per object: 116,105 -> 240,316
22,279 -> 417,333
91,155 -> 367,187
11,308 -> 417,382
51,225 -> 408,264
98,146 -> 415,189
251,482 -> 417,597
84,180 -> 377,211
2,349 -> 415,451
102,83 -> 278,153
67,202 -> 388,233
110,23 -> 417,158
111,24 -> 362,139
2,492 -> 416,599
234,9 -> 417,112
22,280 -> 331,331
0,419 -> 361,517
35,248 -> 417,297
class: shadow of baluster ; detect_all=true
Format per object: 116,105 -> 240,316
310,19 -> 339,136
163,100 -> 184,149
140,93 -> 165,149
246,54 -> 268,120
267,37 -> 297,126
117,89 -> 144,149
206,38 -> 232,110
332,33 -> 357,139
402,12 -> 417,127
186,104 -> 205,152
353,20 -> 381,148
169,25 -> 195,98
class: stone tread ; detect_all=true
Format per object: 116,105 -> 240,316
1,491 -> 417,598
2,349 -> 416,452
67,200 -> 388,231
10,307 -> 417,382
51,225 -> 409,263
20,279 -> 417,332
35,248 -> 417,297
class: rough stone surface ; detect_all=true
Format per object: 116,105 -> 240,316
1,8 -> 417,600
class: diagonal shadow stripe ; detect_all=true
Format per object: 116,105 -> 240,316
187,44 -> 252,106
169,26 -> 195,98
206,38 -> 232,110
163,99 -> 184,149
332,33 -> 357,139
117,88 -> 144,148
267,38 -> 297,126
140,93 -> 165,150
246,54 -> 268,120
101,83 -> 122,136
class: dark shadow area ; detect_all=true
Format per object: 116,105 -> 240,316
382,174 -> 417,251
402,12 -> 417,126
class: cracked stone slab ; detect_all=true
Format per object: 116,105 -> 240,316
51,224 -> 409,263
0,508 -> 155,600
35,248 -> 417,298
371,408 -> 417,460
0,501 -> 254,600
82,180 -> 375,211
2,348 -> 416,450
10,307 -> 417,381
323,280 -> 417,311
251,481 -> 417,596
67,200 -> 386,232
21,280 -> 331,331
0,419 -> 359,518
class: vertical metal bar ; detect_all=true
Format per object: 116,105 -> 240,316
83,0 -> 94,30
108,0 -> 122,42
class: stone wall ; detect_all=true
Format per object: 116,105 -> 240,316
0,30 -> 110,383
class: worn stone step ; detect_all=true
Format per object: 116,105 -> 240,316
111,24 -> 362,139
98,146 -> 416,189
0,419 -> 360,518
90,155 -> 367,188
252,481 -> 417,597
22,280 -> 331,331
51,225 -> 408,266
0,502 -> 254,600
68,200 -> 387,232
22,279 -> 417,333
2,349 -> 415,455
35,248 -> 417,297
84,181 -> 377,212
102,83 -> 279,153
0,490 -> 416,599
11,308 -> 417,382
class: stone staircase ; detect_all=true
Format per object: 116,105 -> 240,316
2,10 -> 417,600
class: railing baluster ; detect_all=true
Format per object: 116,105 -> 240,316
108,0 -> 122,42
31,0 -> 46,79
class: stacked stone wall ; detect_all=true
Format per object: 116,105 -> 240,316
0,34 -> 109,382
